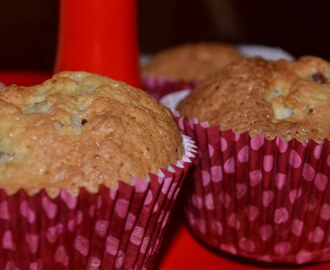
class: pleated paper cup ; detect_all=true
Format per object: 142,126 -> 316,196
142,74 -> 198,100
161,90 -> 330,264
0,135 -> 196,270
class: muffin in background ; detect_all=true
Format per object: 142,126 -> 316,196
0,71 -> 196,269
142,42 -> 244,99
174,56 -> 330,264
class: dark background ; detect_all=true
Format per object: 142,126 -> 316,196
0,0 -> 329,72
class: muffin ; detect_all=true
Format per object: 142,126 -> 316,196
0,71 -> 196,269
142,42 -> 244,99
179,56 -> 330,142
175,56 -> 330,264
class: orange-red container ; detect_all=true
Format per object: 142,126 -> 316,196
55,0 -> 141,88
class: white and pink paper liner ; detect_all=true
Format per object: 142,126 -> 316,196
173,111 -> 330,264
0,135 -> 196,270
142,74 -> 198,100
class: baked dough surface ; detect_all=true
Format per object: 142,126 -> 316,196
143,42 -> 244,82
179,56 -> 330,143
0,71 -> 183,196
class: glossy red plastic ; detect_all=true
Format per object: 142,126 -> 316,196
54,0 -> 141,88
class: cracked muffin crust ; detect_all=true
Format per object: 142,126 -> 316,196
178,56 -> 330,143
0,71 -> 183,196
142,42 -> 244,82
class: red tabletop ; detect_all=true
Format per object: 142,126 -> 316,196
156,216 -> 330,270
0,71 -> 51,86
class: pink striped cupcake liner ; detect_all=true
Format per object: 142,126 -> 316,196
173,110 -> 330,264
142,75 -> 198,100
0,135 -> 196,270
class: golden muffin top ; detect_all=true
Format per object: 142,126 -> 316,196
142,42 -> 244,82
178,56 -> 330,143
0,71 -> 183,196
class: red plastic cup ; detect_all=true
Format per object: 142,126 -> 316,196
54,0 -> 141,88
